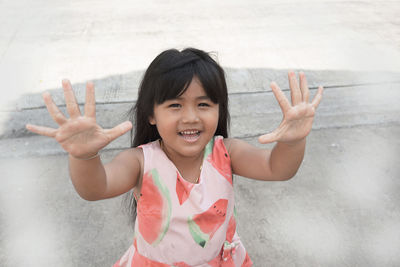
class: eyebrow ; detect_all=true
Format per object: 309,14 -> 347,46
175,95 -> 211,100
196,96 -> 211,100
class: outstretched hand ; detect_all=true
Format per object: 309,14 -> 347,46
258,71 -> 323,145
26,80 -> 132,159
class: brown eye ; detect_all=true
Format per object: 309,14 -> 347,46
199,103 -> 210,107
168,103 -> 181,108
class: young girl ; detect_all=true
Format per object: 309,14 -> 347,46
26,48 -> 323,266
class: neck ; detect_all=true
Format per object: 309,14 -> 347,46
160,140 -> 204,164
160,140 -> 204,182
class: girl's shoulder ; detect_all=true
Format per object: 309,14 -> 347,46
138,139 -> 160,149
222,137 -> 259,160
127,146 -> 144,160
123,146 -> 145,189
111,146 -> 144,173
221,137 -> 236,155
101,146 -> 144,199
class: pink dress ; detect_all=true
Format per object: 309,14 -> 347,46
113,136 -> 253,267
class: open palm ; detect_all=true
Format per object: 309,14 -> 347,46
258,71 -> 323,145
26,80 -> 132,159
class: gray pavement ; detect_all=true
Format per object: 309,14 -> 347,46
1,0 -> 400,266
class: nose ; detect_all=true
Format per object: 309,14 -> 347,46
181,106 -> 200,123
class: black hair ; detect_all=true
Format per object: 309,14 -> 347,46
125,48 -> 230,224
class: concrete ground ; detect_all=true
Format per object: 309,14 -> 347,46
1,0 -> 400,266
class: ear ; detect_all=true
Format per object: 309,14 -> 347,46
149,116 -> 156,125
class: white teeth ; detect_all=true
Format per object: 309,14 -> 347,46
180,130 -> 199,135
179,130 -> 200,142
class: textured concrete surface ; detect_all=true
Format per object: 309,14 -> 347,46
1,0 -> 400,266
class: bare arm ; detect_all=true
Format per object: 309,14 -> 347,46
26,79 -> 138,200
227,71 -> 323,181
226,138 -> 305,181
269,138 -> 306,180
69,148 -> 142,200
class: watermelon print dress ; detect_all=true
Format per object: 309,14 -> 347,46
113,136 -> 253,267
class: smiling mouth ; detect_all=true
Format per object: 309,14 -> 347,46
179,130 -> 201,142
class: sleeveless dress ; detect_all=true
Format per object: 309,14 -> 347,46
113,136 -> 253,267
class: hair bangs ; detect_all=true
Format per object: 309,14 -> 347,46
154,62 -> 195,104
192,59 -> 225,104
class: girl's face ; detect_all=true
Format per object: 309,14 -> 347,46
149,77 -> 219,159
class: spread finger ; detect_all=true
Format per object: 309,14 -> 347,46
43,92 -> 67,125
299,71 -> 310,102
270,82 -> 291,113
311,86 -> 324,109
258,132 -> 278,144
104,121 -> 133,142
26,124 -> 57,137
62,79 -> 82,118
288,71 -> 302,105
84,81 -> 96,118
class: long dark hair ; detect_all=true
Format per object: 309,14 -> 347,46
125,48 -> 230,224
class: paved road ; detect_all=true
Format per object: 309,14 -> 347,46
1,0 -> 400,266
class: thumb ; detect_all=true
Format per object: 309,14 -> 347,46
105,121 -> 133,141
258,132 -> 277,144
